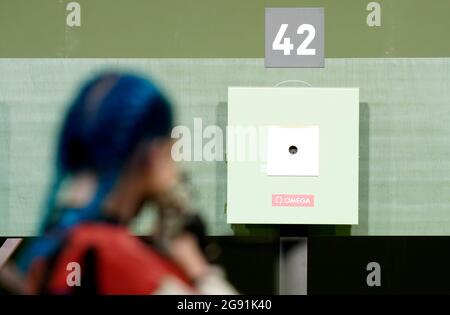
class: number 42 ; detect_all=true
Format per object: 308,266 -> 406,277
272,24 -> 316,56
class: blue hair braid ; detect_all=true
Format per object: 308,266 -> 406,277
18,72 -> 174,272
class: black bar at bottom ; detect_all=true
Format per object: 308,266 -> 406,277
308,236 -> 450,294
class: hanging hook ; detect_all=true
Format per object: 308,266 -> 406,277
274,80 -> 313,87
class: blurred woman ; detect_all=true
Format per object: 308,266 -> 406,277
18,73 -> 236,294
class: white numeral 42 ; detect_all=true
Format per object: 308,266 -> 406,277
272,23 -> 316,56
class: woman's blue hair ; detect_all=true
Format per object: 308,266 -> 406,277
19,72 -> 173,271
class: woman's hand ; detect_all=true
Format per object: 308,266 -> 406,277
168,232 -> 210,281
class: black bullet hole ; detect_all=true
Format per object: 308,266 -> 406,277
289,145 -> 298,155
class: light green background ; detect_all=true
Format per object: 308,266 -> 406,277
1,58 -> 450,236
227,87 -> 359,224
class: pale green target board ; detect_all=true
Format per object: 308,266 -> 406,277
227,87 -> 359,224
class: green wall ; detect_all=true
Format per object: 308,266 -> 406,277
1,0 -> 450,58
1,58 -> 450,236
